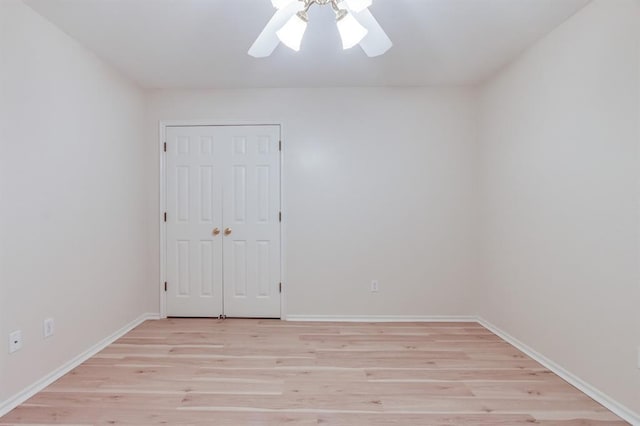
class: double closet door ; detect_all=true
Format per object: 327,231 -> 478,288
165,125 -> 281,318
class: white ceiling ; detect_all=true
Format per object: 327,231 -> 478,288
25,0 -> 589,89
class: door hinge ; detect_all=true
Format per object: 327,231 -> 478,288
164,212 -> 167,222
164,282 -> 167,292
279,282 -> 282,293
279,211 -> 282,222
163,142 -> 167,152
279,140 -> 282,151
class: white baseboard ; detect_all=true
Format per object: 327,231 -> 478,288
0,312 -> 160,418
285,315 -> 477,322
477,317 -> 640,426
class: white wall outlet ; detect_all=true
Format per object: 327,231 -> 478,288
9,330 -> 22,354
637,346 -> 640,369
371,280 -> 379,293
43,318 -> 55,339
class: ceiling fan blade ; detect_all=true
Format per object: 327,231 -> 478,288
353,9 -> 392,57
248,2 -> 301,58
342,0 -> 372,13
271,0 -> 297,9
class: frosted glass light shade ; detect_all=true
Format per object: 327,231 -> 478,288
277,14 -> 308,51
337,13 -> 368,49
341,0 -> 372,13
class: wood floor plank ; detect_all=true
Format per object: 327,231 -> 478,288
0,319 -> 627,425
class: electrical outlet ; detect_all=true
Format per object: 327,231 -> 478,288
637,346 -> 640,369
371,280 -> 379,293
9,330 -> 22,354
43,318 -> 55,339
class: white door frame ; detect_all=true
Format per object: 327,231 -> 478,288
159,120 -> 287,319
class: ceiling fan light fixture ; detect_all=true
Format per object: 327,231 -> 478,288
251,0 -> 390,57
276,12 -> 308,51
336,12 -> 368,49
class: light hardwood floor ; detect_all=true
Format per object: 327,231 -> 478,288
0,319 -> 627,425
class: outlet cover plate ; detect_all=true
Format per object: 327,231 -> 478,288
9,330 -> 22,353
43,318 -> 54,338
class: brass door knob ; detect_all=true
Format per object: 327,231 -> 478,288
212,227 -> 220,236
224,227 -> 232,236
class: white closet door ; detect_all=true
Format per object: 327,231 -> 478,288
221,126 -> 281,318
166,126 -> 224,317
165,125 -> 281,318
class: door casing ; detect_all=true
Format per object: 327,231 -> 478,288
159,120 -> 287,319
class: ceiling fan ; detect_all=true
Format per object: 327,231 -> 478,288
248,0 -> 392,58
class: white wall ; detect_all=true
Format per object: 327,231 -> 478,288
147,88 -> 478,318
4,0 -> 639,419
478,0 -> 640,415
0,0 -> 151,406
